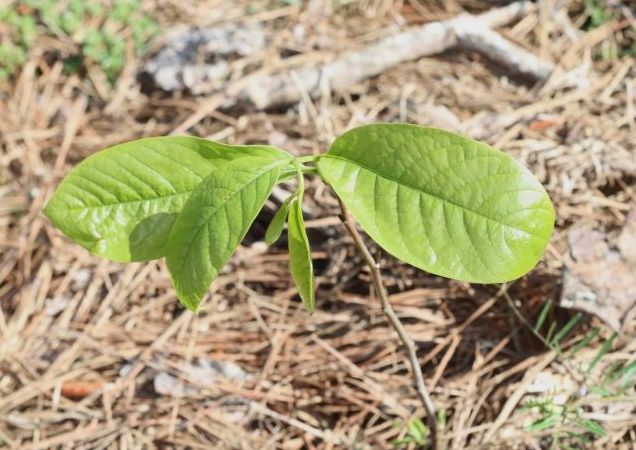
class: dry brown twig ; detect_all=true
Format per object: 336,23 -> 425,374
337,198 -> 440,450
233,1 -> 553,110
174,1 -> 553,133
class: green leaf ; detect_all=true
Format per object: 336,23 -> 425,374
527,413 -> 561,432
566,431 -> 591,445
165,151 -> 291,311
545,321 -> 557,345
587,332 -> 617,374
534,300 -> 553,332
318,124 -> 555,283
407,418 -> 428,445
589,386 -> 613,397
618,359 -> 636,390
575,418 -> 606,437
288,198 -> 315,312
437,408 -> 447,430
265,196 -> 293,246
44,136 -> 286,262
568,327 -> 600,357
550,312 -> 582,347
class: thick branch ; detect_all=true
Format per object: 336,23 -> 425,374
337,198 -> 439,449
233,1 -> 551,109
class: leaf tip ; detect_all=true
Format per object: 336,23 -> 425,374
175,289 -> 204,314
180,297 -> 202,314
42,201 -> 54,221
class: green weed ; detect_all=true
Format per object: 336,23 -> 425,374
0,0 -> 158,83
515,298 -> 635,448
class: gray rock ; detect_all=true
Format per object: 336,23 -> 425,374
144,25 -> 266,94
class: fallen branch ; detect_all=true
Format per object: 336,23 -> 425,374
338,198 -> 440,450
232,1 -> 553,109
173,1 -> 552,132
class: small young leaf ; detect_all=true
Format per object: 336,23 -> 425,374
407,418 -> 428,444
288,198 -> 315,312
318,124 -> 555,283
265,196 -> 293,245
527,413 -> 561,432
44,136 -> 288,262
165,150 -> 291,311
437,408 -> 447,430
575,418 -> 606,437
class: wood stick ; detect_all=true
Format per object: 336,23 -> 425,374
337,198 -> 440,450
232,1 -> 551,109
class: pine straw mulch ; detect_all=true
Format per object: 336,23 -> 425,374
1,0 -> 635,449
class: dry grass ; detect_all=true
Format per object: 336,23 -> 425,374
1,0 -> 635,448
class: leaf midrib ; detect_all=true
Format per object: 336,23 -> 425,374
55,190 -> 193,212
322,154 -> 546,238
170,159 -> 288,281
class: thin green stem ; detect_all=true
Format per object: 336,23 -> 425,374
301,167 -> 318,176
296,155 -> 320,163
292,159 -> 305,196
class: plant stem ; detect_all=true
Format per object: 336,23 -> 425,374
292,159 -> 305,194
296,155 -> 320,163
337,198 -> 439,450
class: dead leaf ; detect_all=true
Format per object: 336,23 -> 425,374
561,208 -> 636,332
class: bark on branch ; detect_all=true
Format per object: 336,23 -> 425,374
338,198 -> 440,450
232,1 -> 552,109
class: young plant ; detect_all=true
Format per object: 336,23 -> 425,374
45,124 -> 555,311
44,123 -> 555,448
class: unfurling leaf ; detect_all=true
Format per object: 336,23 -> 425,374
265,196 -> 293,245
318,123 -> 554,283
288,198 -> 315,312
165,150 -> 291,311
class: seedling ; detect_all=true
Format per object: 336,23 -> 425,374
45,123 -> 555,448
45,123 -> 554,310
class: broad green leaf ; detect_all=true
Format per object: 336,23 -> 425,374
288,198 -> 315,312
318,124 -> 555,283
265,196 -> 293,245
165,151 -> 291,311
44,136 -> 289,262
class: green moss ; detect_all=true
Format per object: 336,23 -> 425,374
0,0 -> 158,84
